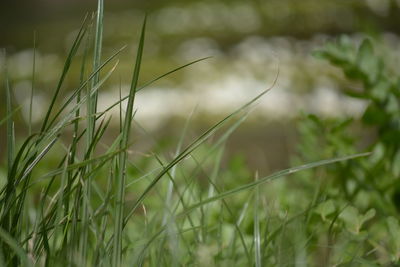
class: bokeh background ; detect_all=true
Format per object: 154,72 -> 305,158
1,0 -> 400,172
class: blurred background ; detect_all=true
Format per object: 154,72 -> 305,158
1,0 -> 400,172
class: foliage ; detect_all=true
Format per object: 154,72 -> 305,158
291,36 -> 400,265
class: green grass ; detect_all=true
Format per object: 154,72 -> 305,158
0,1 -> 376,266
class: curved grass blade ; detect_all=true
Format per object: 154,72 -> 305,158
46,45 -> 125,131
123,67 -> 279,227
16,61 -> 119,177
137,56 -> 212,92
97,57 -> 212,117
40,14 -> 88,132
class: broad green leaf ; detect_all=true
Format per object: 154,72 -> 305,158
369,143 -> 385,165
392,149 -> 400,178
356,39 -> 378,83
387,217 -> 400,262
339,206 -> 375,234
314,200 -> 335,221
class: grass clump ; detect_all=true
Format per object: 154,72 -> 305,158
0,1 -> 372,266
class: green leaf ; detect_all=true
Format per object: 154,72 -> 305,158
362,104 -> 388,125
339,206 -> 375,234
314,200 -> 335,221
386,94 -> 399,115
339,206 -> 359,233
370,79 -> 390,102
387,217 -> 400,262
369,143 -> 385,165
356,39 -> 378,83
361,209 -> 376,224
392,149 -> 400,178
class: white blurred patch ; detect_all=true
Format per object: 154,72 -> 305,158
13,81 -> 47,124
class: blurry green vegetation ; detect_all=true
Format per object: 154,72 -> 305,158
288,37 -> 400,265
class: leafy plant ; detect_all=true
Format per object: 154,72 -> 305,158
292,36 -> 400,265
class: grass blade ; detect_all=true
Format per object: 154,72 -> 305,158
5,63 -> 15,180
40,14 -> 88,132
99,57 -> 213,117
254,173 -> 261,267
112,14 -> 146,267
180,152 -> 370,216
0,227 -> 31,266
0,106 -> 21,127
123,68 -> 279,226
81,6 -> 103,259
29,31 -> 36,135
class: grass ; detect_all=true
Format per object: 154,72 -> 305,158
0,1 -> 372,266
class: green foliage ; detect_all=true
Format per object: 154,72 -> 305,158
292,36 -> 400,265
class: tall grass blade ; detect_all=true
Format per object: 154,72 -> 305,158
112,14 -> 147,267
29,32 -> 36,135
3,55 -> 17,264
81,7 -> 104,259
83,8 -> 102,259
5,64 -> 15,180
254,173 -> 261,267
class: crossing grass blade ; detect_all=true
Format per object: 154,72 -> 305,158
13,60 -> 119,180
123,69 -> 279,226
190,152 -> 252,262
0,227 -> 31,267
40,14 -> 88,132
0,106 -> 21,127
46,45 -> 126,131
179,152 -> 370,216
